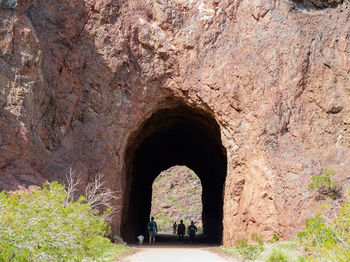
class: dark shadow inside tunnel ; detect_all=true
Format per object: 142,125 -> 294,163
121,101 -> 227,244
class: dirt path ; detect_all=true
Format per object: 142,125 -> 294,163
120,247 -> 230,262
119,233 -> 233,262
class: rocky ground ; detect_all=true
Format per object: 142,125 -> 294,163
151,166 -> 203,233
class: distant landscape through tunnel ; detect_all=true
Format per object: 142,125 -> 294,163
121,101 -> 227,244
150,165 -> 203,234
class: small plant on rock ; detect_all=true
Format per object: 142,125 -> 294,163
251,233 -> 263,245
308,168 -> 341,199
272,232 -> 280,242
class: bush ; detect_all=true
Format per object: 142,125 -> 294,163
308,168 -> 340,198
251,232 -> 263,245
0,181 -> 118,261
298,192 -> 350,261
267,249 -> 288,262
217,246 -> 237,257
235,235 -> 264,261
272,232 -> 280,242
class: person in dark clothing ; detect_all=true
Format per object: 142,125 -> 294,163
173,222 -> 177,235
187,221 -> 198,244
177,220 -> 186,240
147,216 -> 158,245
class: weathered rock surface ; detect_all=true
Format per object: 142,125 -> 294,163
1,0 -> 350,244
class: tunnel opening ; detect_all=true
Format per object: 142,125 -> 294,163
150,165 -> 203,234
121,101 -> 227,244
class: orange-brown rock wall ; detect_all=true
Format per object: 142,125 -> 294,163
1,0 -> 350,244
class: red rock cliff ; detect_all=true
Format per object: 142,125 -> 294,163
1,0 -> 350,244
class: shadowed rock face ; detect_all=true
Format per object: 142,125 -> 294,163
291,0 -> 344,9
1,0 -> 350,244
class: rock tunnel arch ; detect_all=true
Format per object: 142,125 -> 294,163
121,100 -> 227,243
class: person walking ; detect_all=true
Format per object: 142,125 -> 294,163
187,221 -> 198,244
177,220 -> 186,241
172,222 -> 177,235
147,216 -> 158,245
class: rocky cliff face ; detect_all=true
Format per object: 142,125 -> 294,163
1,0 -> 350,244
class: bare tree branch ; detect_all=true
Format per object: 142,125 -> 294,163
64,168 -> 81,205
64,168 -> 121,223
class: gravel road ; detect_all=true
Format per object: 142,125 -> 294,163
120,247 -> 229,262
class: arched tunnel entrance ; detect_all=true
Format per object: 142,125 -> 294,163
121,101 -> 227,244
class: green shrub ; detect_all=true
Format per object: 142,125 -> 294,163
165,194 -> 176,203
235,236 -> 264,260
195,204 -> 202,212
277,241 -> 295,250
298,193 -> 350,261
273,232 -> 280,242
251,233 -> 263,245
308,168 -> 340,198
267,249 -> 288,262
179,204 -> 188,212
187,187 -> 196,194
217,246 -> 237,257
0,182 -> 119,261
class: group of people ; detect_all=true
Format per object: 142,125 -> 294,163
173,220 -> 198,243
146,217 -> 198,245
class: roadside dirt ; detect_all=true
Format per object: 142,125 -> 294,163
120,247 -> 230,262
119,234 -> 234,262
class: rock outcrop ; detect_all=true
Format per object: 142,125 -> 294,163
1,0 -> 350,244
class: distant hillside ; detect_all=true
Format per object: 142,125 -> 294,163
151,166 -> 203,233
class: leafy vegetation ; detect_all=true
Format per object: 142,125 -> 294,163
0,181 -> 130,261
217,170 -> 348,262
308,168 -> 341,198
165,194 -> 176,203
267,249 -> 288,262
298,169 -> 349,261
216,246 -> 237,257
234,234 -> 264,260
195,204 -> 202,212
187,187 -> 196,194
298,193 -> 350,262
272,232 -> 280,242
217,239 -> 304,261
153,213 -> 173,232
179,204 -> 188,212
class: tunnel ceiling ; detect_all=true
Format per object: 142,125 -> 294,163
122,102 -> 227,243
